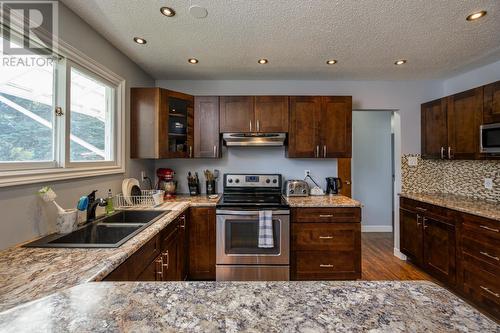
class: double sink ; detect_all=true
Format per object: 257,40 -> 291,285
25,210 -> 169,248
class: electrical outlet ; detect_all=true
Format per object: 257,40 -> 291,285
484,178 -> 493,190
304,170 -> 311,178
141,171 -> 147,181
407,156 -> 418,167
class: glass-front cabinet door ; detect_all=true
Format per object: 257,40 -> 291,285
160,89 -> 194,158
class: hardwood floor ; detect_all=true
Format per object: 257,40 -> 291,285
361,232 -> 433,281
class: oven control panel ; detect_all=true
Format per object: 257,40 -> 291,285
224,174 -> 281,187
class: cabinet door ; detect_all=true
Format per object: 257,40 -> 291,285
483,80 -> 500,124
161,229 -> 179,281
399,208 -> 423,266
177,214 -> 188,281
131,88 -> 161,159
194,96 -> 220,158
136,254 -> 163,281
160,89 -> 194,158
188,207 -> 216,280
447,87 -> 483,159
219,96 -> 254,132
423,217 -> 456,285
254,96 -> 289,132
288,96 -> 321,158
320,96 -> 352,158
421,98 -> 448,159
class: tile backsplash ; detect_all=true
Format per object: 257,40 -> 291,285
401,154 -> 500,202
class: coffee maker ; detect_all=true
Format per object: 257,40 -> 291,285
157,168 -> 177,199
326,177 -> 342,195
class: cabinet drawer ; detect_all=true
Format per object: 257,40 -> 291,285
292,207 -> 360,223
462,228 -> 500,268
462,254 -> 500,310
294,251 -> 360,280
462,214 -> 500,242
399,198 -> 453,222
292,223 -> 359,251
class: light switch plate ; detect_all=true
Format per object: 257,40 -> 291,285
484,178 -> 493,190
407,156 -> 418,166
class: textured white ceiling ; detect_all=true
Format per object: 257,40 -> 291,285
61,0 -> 500,80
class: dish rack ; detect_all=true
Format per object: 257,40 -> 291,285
114,190 -> 165,208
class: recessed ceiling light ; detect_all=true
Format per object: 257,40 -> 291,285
326,59 -> 337,65
133,37 -> 147,45
160,7 -> 175,17
466,10 -> 487,21
258,59 -> 268,64
394,59 -> 407,65
188,58 -> 199,64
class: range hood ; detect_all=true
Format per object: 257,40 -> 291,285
222,133 -> 286,146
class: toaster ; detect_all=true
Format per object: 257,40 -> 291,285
284,180 -> 309,197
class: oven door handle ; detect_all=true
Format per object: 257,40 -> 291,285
216,210 -> 290,216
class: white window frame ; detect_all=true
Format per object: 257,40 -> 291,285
0,32 -> 126,187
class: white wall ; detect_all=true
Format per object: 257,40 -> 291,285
443,59 -> 500,96
0,3 -> 155,250
156,147 -> 337,194
352,111 -> 393,232
157,79 -> 443,154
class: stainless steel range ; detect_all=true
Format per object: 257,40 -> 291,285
216,173 -> 290,281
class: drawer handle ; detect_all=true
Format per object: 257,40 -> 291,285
480,225 -> 499,233
319,214 -> 334,218
480,251 -> 500,261
319,264 -> 334,268
319,236 -> 334,239
480,286 -> 500,298
415,207 -> 427,212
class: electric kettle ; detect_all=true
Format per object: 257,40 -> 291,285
325,177 -> 342,195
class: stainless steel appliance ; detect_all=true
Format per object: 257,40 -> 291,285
480,123 -> 500,154
326,177 -> 342,195
216,173 -> 290,281
284,180 -> 309,197
222,133 -> 286,146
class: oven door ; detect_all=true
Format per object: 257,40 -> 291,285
481,124 -> 500,153
216,210 -> 289,265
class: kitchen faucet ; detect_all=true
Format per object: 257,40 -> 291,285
86,190 -> 107,222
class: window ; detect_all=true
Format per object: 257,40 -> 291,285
0,30 -> 125,186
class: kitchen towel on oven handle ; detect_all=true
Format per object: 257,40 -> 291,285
258,210 -> 274,248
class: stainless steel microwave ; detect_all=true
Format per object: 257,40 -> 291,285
480,123 -> 500,153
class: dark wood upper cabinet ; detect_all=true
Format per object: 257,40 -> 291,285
421,98 -> 448,159
131,88 -> 194,159
188,207 -> 216,280
194,96 -> 220,158
288,96 -> 352,158
447,87 -> 483,160
483,80 -> 500,124
321,96 -> 352,158
288,96 -> 322,158
219,96 -> 254,132
254,96 -> 289,132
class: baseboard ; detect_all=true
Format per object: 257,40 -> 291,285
361,225 -> 393,232
393,248 -> 407,260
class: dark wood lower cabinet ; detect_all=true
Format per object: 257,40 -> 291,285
104,212 -> 187,282
188,207 -> 216,280
400,197 -> 499,321
291,208 -> 361,280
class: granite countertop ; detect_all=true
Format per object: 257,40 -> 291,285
285,194 -> 361,207
0,281 -> 497,332
400,192 -> 500,221
164,194 -> 220,207
0,198 -> 209,313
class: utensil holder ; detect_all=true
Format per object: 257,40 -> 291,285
56,209 -> 78,234
189,183 -> 200,196
206,180 -> 216,195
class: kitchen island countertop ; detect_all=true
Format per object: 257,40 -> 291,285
285,194 -> 361,207
0,280 -> 497,332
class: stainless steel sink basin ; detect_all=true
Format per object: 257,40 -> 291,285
24,210 -> 170,248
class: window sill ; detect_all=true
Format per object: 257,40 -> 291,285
0,165 -> 125,188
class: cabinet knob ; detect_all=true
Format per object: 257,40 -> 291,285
323,145 -> 327,158
162,251 -> 169,269
249,120 -> 252,132
256,120 -> 260,132
440,146 -> 445,159
448,146 -> 454,159
316,145 -> 320,158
